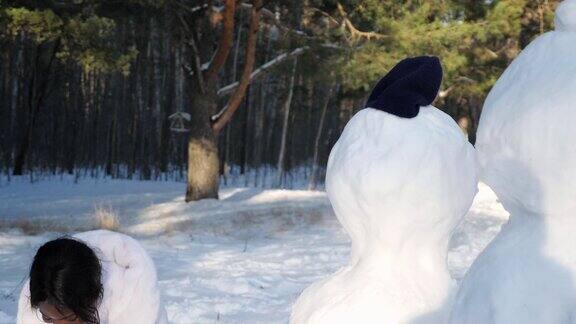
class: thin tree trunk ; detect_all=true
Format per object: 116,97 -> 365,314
9,32 -> 24,172
276,58 -> 297,187
14,40 -> 59,175
151,17 -> 163,134
263,93 -> 278,186
243,85 -> 252,185
106,106 -> 117,177
221,23 -> 243,186
254,80 -> 265,187
223,124 -> 231,185
175,42 -> 184,114
66,68 -> 81,175
308,84 -> 336,190
253,35 -> 271,187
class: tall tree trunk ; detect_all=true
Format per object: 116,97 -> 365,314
186,91 -> 220,201
150,17 -> 163,134
182,0 -> 236,201
185,0 -> 261,201
175,43 -> 184,114
13,40 -> 59,175
253,78 -> 266,186
8,32 -> 24,172
106,80 -> 118,177
150,17 -> 164,174
242,85 -> 252,184
276,58 -> 297,187
13,48 -> 37,176
66,69 -> 81,175
172,42 -> 185,177
13,110 -> 32,175
308,84 -> 335,190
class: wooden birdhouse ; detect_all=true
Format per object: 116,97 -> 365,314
169,112 -> 191,133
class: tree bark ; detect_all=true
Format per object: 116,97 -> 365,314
186,91 -> 220,201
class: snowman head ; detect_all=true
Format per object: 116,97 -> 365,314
476,7 -> 576,217
326,57 -> 477,257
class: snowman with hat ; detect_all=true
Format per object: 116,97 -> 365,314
292,1 -> 576,323
290,56 -> 478,324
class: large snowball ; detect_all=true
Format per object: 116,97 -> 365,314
290,107 -> 477,324
476,31 -> 576,217
450,3 -> 576,323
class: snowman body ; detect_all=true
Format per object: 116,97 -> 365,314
291,106 -> 478,324
450,2 -> 576,323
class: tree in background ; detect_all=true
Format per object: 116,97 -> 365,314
317,0 -> 558,142
0,1 -> 154,176
178,0 -> 318,201
180,0 -> 260,201
0,0 -> 561,201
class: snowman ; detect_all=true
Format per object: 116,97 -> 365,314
450,1 -> 576,323
290,56 -> 478,324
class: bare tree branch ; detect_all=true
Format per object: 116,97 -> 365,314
336,3 -> 387,41
176,13 -> 206,94
216,46 -> 309,98
212,0 -> 262,133
188,1 -> 318,41
239,2 -> 313,39
438,76 -> 476,98
308,7 -> 342,26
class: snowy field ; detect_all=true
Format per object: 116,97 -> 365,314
0,178 -> 508,323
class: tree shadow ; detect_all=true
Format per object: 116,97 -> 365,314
220,187 -> 265,202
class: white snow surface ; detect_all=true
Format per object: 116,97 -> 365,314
0,177 -> 507,323
450,4 -> 576,323
290,107 -> 478,324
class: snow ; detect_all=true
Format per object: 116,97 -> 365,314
290,107 -> 478,324
450,4 -> 576,323
0,177 -> 327,234
0,177 -> 507,323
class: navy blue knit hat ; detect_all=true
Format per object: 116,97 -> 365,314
366,56 -> 443,118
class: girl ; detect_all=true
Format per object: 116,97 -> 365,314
17,230 -> 167,324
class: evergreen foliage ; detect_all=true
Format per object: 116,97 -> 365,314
0,0 -> 562,186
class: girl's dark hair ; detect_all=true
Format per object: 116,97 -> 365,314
29,237 -> 104,324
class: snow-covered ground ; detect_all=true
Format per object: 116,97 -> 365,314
0,178 -> 508,323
